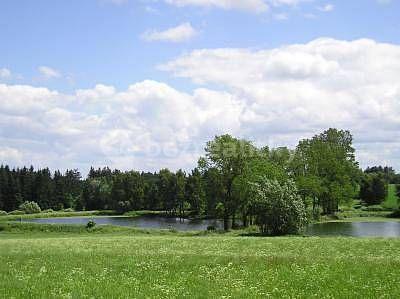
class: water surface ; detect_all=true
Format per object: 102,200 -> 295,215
305,221 -> 400,237
25,215 -> 223,231
24,216 -> 400,236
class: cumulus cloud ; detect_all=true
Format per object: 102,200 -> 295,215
141,23 -> 197,43
161,38 -> 400,169
1,38 -> 400,172
318,3 -> 334,12
38,66 -> 62,79
0,68 -> 11,79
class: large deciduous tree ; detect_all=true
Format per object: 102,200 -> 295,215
199,134 -> 257,230
290,128 -> 360,215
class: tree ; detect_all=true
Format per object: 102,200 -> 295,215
202,168 -> 224,217
175,169 -> 187,218
199,134 -> 257,230
290,128 -> 360,215
250,178 -> 307,235
158,169 -> 176,214
232,156 -> 287,227
360,174 -> 387,205
186,168 -> 205,216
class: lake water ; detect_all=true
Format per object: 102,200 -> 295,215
23,216 -> 400,237
24,216 -> 224,231
305,221 -> 400,237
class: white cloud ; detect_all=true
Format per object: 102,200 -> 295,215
274,13 -> 289,20
268,0 -> 311,6
141,23 -> 197,43
0,68 -> 11,79
38,66 -> 62,79
1,38 -> 400,172
161,38 -> 400,170
0,147 -> 22,165
165,0 -> 269,12
318,3 -> 334,12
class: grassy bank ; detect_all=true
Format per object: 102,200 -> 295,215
0,210 -> 118,222
0,230 -> 399,298
383,184 -> 399,209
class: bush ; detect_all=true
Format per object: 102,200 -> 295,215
251,178 -> 307,236
43,209 -> 54,213
360,174 -> 387,205
86,220 -> 96,229
207,225 -> 216,231
19,201 -> 41,214
9,210 -> 25,215
388,209 -> 400,218
0,210 -> 8,216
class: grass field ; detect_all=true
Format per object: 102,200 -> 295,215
1,226 -> 400,298
383,184 -> 399,209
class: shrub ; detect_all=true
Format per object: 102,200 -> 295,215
359,174 -> 387,205
9,210 -> 25,215
43,209 -> 54,213
86,219 -> 96,229
250,178 -> 307,236
0,210 -> 8,216
19,201 -> 41,214
388,209 -> 400,218
207,225 -> 216,231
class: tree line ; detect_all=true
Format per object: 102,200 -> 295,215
1,128 -> 399,234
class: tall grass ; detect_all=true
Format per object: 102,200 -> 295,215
383,184 -> 399,209
0,233 -> 399,298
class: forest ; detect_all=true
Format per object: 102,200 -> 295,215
1,128 -> 399,234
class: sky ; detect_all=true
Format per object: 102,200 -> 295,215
0,0 -> 400,174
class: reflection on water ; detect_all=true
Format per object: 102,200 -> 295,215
24,216 -> 224,231
305,221 -> 400,237
24,216 -> 400,236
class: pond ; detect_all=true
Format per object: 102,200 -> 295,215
22,216 -> 400,237
305,221 -> 400,237
23,216 -> 224,231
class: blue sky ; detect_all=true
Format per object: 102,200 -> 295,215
1,0 -> 400,173
1,0 -> 398,91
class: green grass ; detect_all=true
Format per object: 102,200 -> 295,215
383,184 -> 399,209
0,210 -> 118,222
1,226 -> 400,298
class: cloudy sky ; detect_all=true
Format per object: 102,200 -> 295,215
0,0 -> 399,174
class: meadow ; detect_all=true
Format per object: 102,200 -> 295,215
1,225 -> 400,298
383,184 -> 399,209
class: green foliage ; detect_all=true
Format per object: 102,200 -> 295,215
290,128 -> 360,215
0,128 -> 397,226
86,219 -> 96,229
360,174 -> 387,205
200,134 -> 258,229
361,205 -> 386,212
19,201 -> 41,214
8,210 -> 25,215
0,210 -> 7,216
250,178 -> 307,235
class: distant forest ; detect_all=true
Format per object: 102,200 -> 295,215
1,129 -> 399,226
